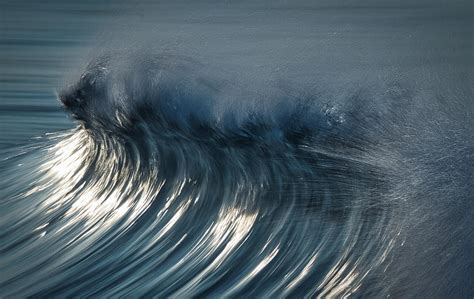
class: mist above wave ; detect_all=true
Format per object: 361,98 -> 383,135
59,50 -> 415,151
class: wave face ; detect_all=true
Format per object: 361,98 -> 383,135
0,52 -> 429,297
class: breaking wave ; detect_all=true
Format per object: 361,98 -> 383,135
0,52 -> 411,297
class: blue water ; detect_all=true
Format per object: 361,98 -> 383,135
1,1 -> 473,297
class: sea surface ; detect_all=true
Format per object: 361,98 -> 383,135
1,0 -> 473,297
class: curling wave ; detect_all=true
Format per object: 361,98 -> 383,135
0,52 -> 407,297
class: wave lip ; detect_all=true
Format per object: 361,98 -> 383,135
58,52 -> 356,144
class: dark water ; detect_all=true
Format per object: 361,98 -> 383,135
1,0 -> 473,297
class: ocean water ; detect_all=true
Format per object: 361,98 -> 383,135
1,0 -> 473,297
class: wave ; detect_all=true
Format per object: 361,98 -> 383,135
0,52 -> 407,297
